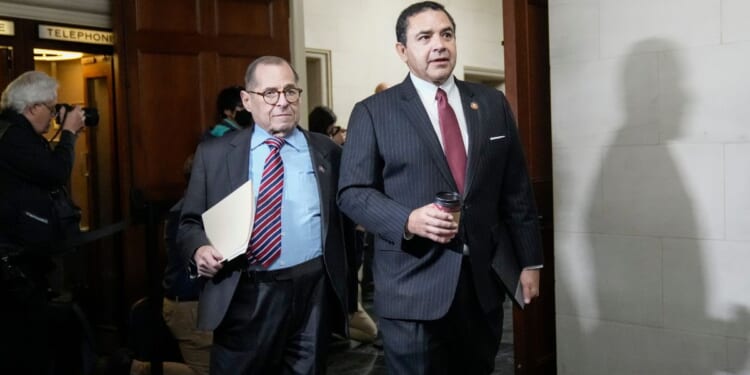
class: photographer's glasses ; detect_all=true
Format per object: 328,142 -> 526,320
247,88 -> 303,105
39,102 -> 57,118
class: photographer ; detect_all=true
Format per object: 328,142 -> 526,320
0,71 -> 90,374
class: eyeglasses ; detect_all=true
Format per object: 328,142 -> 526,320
247,88 -> 303,105
38,102 -> 57,117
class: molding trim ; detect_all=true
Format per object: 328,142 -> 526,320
289,0 -> 308,127
305,48 -> 333,108
463,65 -> 505,80
463,65 -> 505,90
0,2 -> 110,29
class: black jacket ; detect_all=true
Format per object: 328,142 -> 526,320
0,109 -> 77,250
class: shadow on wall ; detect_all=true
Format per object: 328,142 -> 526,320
557,38 -> 750,374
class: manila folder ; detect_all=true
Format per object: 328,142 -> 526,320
201,180 -> 254,262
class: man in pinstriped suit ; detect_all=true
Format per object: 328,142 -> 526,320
337,2 -> 543,374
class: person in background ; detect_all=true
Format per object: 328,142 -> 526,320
307,105 -> 378,344
0,71 -> 91,374
308,105 -> 345,146
115,88 -> 252,375
115,167 -> 207,375
158,84 -> 256,375
159,154 -> 211,375
337,2 -> 544,374
128,84 -> 255,375
178,56 -> 352,374
205,85 -> 253,139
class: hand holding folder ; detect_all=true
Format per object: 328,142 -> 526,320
491,243 -> 526,309
201,180 -> 254,262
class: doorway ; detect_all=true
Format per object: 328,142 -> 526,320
305,48 -> 333,123
34,48 -> 117,233
33,47 -> 123,345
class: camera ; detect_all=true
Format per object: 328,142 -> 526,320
55,104 -> 99,127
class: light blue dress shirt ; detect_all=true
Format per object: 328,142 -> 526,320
248,126 -> 322,270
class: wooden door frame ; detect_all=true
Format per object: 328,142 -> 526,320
81,56 -> 119,229
503,0 -> 557,373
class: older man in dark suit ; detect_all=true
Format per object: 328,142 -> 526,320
178,56 -> 351,375
337,2 -> 544,374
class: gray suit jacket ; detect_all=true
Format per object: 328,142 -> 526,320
338,76 -> 543,322
178,126 -> 350,335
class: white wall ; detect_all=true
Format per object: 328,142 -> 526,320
303,0 -> 504,126
551,1 -> 750,374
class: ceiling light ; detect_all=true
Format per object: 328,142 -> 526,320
33,48 -> 83,61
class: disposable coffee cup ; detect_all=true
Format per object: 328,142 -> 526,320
434,192 -> 461,224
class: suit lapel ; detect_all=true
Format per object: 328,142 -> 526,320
226,127 -> 253,191
457,81 -> 484,198
398,77 -> 457,192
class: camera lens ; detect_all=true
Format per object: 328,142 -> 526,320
53,104 -> 99,127
83,108 -> 99,127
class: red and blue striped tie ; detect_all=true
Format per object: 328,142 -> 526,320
248,137 -> 285,267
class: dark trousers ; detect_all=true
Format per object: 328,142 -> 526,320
0,288 -> 93,375
0,254 -> 95,375
379,259 -> 503,375
210,257 -> 329,375
358,231 -> 375,303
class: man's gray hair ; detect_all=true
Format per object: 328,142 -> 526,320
244,56 -> 299,90
1,71 -> 58,113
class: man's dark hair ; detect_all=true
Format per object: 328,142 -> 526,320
395,1 -> 455,45
244,56 -> 299,90
215,86 -> 243,122
308,106 -> 337,135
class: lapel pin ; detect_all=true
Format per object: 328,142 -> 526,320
318,165 -> 326,173
470,102 -> 479,110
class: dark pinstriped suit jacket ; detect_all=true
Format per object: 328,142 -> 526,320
178,126 -> 350,336
338,76 -> 543,323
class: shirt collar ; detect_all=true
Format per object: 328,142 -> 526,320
409,73 -> 457,101
251,125 -> 305,152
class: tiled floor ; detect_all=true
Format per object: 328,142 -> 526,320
327,299 -> 514,374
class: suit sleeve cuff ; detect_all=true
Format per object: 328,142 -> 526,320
187,248 -> 200,279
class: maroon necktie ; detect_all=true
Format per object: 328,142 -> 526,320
436,88 -> 467,194
247,137 -> 285,267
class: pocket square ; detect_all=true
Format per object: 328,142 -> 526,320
490,135 -> 506,141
